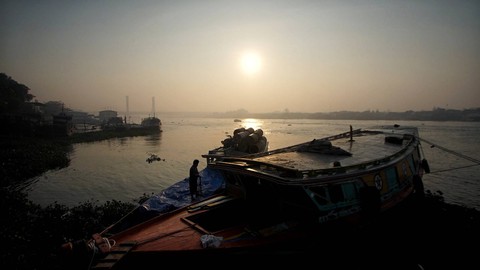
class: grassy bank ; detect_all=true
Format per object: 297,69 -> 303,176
0,138 -> 71,187
1,188 -> 478,269
0,128 -> 161,187
0,129 -> 159,269
0,188 -> 139,269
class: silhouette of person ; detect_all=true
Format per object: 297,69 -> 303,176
189,159 -> 200,201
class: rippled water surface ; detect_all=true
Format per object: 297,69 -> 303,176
26,117 -> 480,209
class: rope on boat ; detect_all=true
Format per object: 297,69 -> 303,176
87,236 -> 116,270
419,137 -> 480,164
418,136 -> 480,174
425,163 -> 480,175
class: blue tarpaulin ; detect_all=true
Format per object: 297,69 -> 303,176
141,166 -> 225,212
106,167 -> 225,234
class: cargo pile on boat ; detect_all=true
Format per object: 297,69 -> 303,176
221,127 -> 268,154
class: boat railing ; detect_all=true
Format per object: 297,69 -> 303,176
298,138 -> 417,183
208,133 -> 419,185
203,128 -> 365,164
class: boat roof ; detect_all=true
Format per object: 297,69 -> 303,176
205,125 -> 420,183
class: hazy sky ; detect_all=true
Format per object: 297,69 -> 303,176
1,0 -> 479,113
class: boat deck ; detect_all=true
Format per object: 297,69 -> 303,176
109,195 -> 316,256
253,132 -> 404,171
110,197 -> 282,253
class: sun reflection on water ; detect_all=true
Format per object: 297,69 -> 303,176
241,118 -> 264,131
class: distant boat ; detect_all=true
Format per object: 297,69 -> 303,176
233,119 -> 242,122
52,110 -> 74,136
141,97 -> 162,130
140,116 -> 161,129
64,124 -> 430,267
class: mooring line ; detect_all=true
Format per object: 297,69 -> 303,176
418,137 -> 480,165
427,163 -> 480,174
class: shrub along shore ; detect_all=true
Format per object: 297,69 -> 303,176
0,129 -> 159,269
1,129 -> 479,269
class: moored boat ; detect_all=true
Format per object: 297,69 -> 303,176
140,97 -> 162,131
140,116 -> 161,130
51,111 -> 74,136
64,124 -> 430,268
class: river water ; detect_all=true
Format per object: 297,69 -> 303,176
25,116 -> 480,210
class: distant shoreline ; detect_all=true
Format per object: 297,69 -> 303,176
202,107 -> 480,122
65,107 -> 480,125
111,107 -> 480,122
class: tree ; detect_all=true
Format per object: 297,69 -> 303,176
0,73 -> 35,114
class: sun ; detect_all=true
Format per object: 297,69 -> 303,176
240,51 -> 262,76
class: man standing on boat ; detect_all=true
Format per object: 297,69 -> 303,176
189,159 -> 200,201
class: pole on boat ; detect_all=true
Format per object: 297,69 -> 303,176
349,125 -> 355,142
198,176 -> 203,196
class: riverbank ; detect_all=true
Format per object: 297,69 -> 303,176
0,138 -> 71,187
0,128 -> 161,187
0,188 -> 139,269
1,187 -> 478,270
69,127 -> 161,144
0,129 -> 159,269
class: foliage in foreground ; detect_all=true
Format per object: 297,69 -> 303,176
0,188 -> 137,270
2,187 -> 480,269
0,139 -> 71,187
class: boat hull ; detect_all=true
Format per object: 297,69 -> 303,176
84,125 -> 428,268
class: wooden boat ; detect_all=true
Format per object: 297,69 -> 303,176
65,124 -> 430,268
140,97 -> 162,130
140,116 -> 161,130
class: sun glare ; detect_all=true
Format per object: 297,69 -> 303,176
240,51 -> 262,76
242,118 -> 264,130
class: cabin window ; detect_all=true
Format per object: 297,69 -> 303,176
407,155 -> 416,175
342,182 -> 358,201
329,185 -> 344,203
239,174 -> 279,204
309,182 -> 359,205
223,172 -> 246,198
401,162 -> 408,178
224,172 -> 240,186
413,148 -> 421,169
309,186 -> 329,205
386,167 -> 399,191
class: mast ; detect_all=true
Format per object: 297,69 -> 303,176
125,96 -> 129,123
152,97 -> 155,118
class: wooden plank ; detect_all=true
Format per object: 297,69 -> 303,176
91,242 -> 136,270
187,195 -> 230,212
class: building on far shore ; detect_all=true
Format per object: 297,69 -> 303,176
98,110 -> 118,123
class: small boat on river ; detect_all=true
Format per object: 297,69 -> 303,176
140,116 -> 161,130
140,97 -> 162,131
64,124 -> 430,268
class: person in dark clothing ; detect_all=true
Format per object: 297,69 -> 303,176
189,159 -> 200,201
